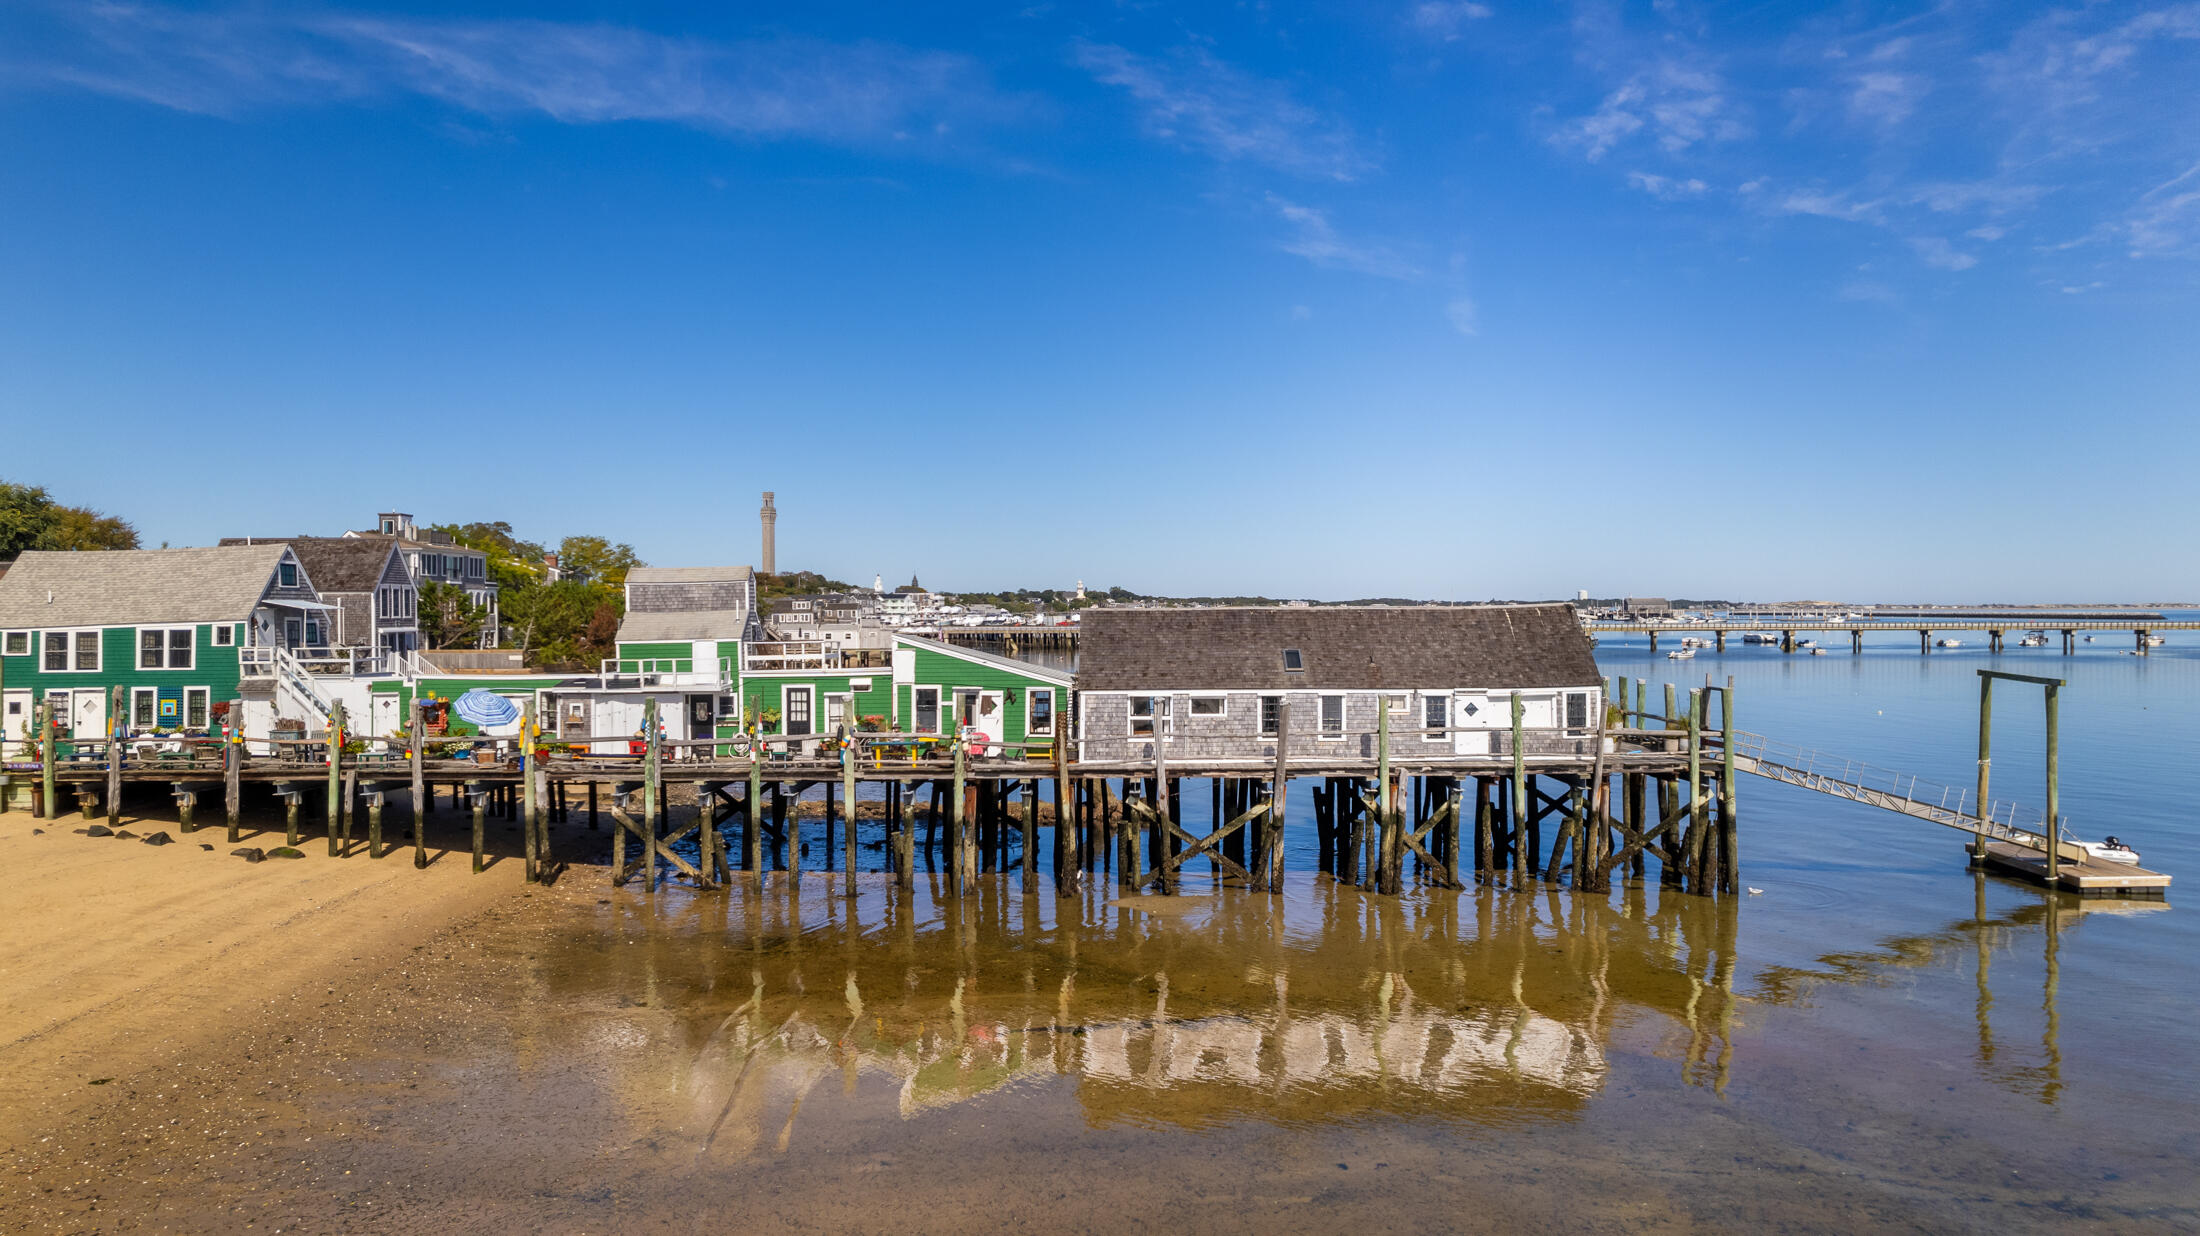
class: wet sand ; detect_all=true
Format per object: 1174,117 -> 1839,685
2,797 -> 2195,1234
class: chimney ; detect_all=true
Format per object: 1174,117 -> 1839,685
759,491 -> 777,575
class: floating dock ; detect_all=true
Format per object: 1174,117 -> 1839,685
1977,842 -> 2172,897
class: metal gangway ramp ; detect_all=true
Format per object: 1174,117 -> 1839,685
1726,731 -> 2169,895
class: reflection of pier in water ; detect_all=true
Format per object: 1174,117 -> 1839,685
1745,872 -> 2166,1107
534,876 -> 1751,1157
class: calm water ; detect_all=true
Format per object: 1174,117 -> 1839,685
400,623 -> 2196,1230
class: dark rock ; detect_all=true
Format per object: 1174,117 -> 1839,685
232,847 -> 265,863
113,830 -> 137,840
265,846 -> 305,859
141,832 -> 173,846
199,844 -> 215,851
83,824 -> 113,838
31,828 -> 43,835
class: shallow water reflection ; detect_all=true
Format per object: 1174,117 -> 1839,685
539,874 -> 1755,1158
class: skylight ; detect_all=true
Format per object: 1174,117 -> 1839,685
1283,648 -> 1304,671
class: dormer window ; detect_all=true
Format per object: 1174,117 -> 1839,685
279,562 -> 298,588
1282,648 -> 1304,672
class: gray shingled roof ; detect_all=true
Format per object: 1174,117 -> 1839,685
628,565 -> 751,584
218,536 -> 398,593
1075,605 -> 1601,692
615,611 -> 752,642
0,546 -> 290,628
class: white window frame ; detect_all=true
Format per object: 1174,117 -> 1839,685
1565,691 -> 1591,731
184,687 -> 210,730
132,687 -> 158,729
45,688 -> 71,732
1027,688 -> 1055,737
1128,695 -> 1172,737
279,562 -> 299,588
2,631 -> 27,657
913,686 -> 943,735
1318,694 -> 1346,739
1188,695 -> 1227,717
823,692 -> 850,734
1423,693 -> 1449,739
1258,694 -> 1283,737
43,628 -> 102,673
211,624 -> 235,647
136,626 -> 195,671
1383,693 -> 1409,716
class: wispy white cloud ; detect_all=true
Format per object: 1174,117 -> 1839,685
1445,296 -> 1480,336
14,4 -> 1004,145
1846,70 -> 1925,126
1075,42 -> 1370,181
1551,59 -> 1747,162
1628,171 -> 1708,200
1266,194 -> 1420,279
1907,236 -> 1977,271
2122,159 -> 2200,257
1776,189 -> 1883,223
1409,3 -> 1494,43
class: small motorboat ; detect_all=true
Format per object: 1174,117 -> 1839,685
2017,634 -> 2049,647
1797,639 -> 1818,650
2144,635 -> 2167,647
2078,836 -> 2142,865
1937,638 -> 1963,648
2084,635 -> 2095,643
1810,646 -> 1830,655
1667,648 -> 1695,659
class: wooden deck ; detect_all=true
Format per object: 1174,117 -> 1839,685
1978,842 -> 2173,896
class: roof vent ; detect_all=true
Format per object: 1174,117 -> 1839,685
1282,648 -> 1303,671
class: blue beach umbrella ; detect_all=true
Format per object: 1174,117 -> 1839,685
452,689 -> 520,729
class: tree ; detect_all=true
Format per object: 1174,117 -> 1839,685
419,579 -> 488,649
0,481 -> 139,560
42,505 -> 140,551
557,535 -> 640,587
0,482 -> 58,561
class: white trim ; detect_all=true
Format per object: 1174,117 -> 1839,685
184,687 -> 210,730
131,686 -> 158,729
40,628 -> 102,673
1188,694 -> 1227,717
1,630 -> 27,657
211,624 -> 235,647
894,635 -> 1076,685
1258,693 -> 1284,737
134,625 -> 196,671
1027,687 -> 1056,737
1421,692 -> 1449,739
823,692 -> 852,734
1128,694 -> 1172,737
911,685 -> 944,735
1317,693 -> 1346,739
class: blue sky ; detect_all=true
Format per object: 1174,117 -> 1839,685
2,2 -> 2196,602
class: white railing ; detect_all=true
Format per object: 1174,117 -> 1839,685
1727,730 -> 2067,849
596,656 -> 736,687
742,643 -> 893,673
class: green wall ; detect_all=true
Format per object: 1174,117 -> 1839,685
893,645 -> 1068,745
738,672 -> 892,736
1,624 -> 244,732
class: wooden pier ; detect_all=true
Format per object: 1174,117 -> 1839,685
1586,617 -> 2195,655
10,683 -> 1744,899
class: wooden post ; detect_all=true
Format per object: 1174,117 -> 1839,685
410,700 -> 426,868
1509,691 -> 1526,884
107,684 -> 124,824
40,700 -> 58,823
1053,732 -> 1076,894
2044,683 -> 2060,885
522,700 -> 539,883
643,698 -> 661,889
1021,777 -> 1037,893
1474,777 -> 1492,877
325,702 -> 344,857
1720,675 -> 1738,893
1377,704 -> 1400,894
951,741 -> 968,891
1269,699 -> 1289,892
842,734 -> 858,896
1686,689 -> 1706,891
1974,674 -> 1993,863
896,778 -> 914,887
1153,735 -> 1171,894
368,782 -> 384,859
747,750 -> 763,876
470,779 -> 487,874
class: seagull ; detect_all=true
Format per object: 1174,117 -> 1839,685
1747,887 -> 1764,895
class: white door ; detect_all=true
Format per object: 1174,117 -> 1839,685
72,688 -> 108,741
1452,691 -> 1507,756
1520,692 -> 1558,729
1,690 -> 29,757
960,689 -> 1005,754
371,693 -> 400,738
594,697 -> 642,755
